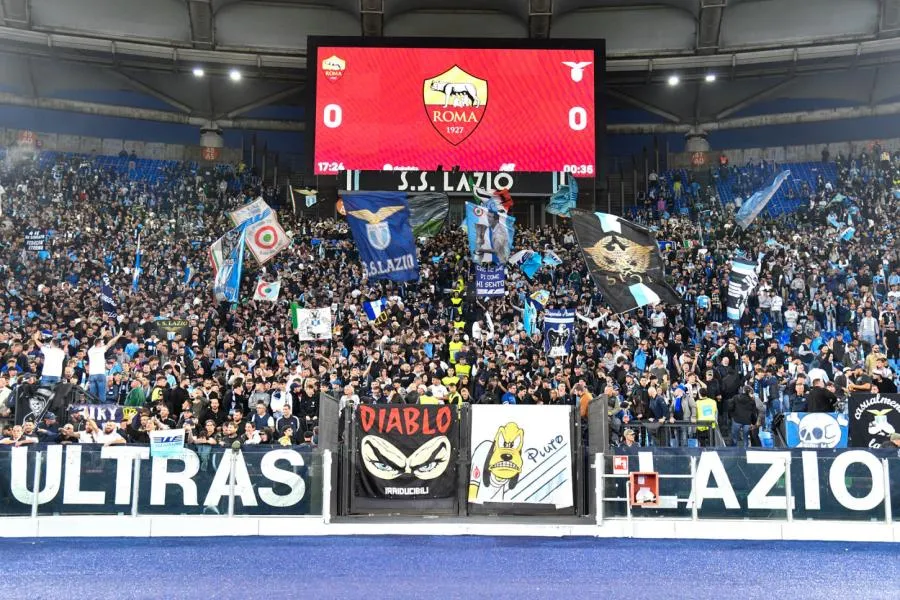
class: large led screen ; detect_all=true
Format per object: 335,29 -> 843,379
307,37 -> 604,176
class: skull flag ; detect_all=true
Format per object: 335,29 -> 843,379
355,405 -> 458,499
848,394 -> 900,448
571,210 -> 681,314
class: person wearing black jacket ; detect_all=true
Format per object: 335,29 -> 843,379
806,379 -> 837,413
728,386 -> 758,447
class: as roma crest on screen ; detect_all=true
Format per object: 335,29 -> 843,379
321,55 -> 346,83
423,65 -> 488,146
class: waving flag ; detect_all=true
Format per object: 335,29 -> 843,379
572,210 -> 681,313
469,175 -> 514,213
546,174 -> 578,217
726,256 -> 760,321
543,309 -> 575,357
508,249 -> 542,279
408,192 -> 449,238
542,250 -> 563,268
839,226 -> 855,242
466,202 -> 515,265
529,289 -> 550,310
735,170 -> 790,229
183,264 -> 194,286
363,298 -> 390,325
99,274 -> 118,320
229,198 -> 291,265
131,235 -> 142,292
344,191 -> 419,282
253,279 -> 281,302
211,225 -> 246,304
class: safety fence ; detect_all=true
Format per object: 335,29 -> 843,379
0,404 -> 898,526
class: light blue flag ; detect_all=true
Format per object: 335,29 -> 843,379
735,170 -> 790,229
546,174 -> 578,217
466,201 -> 515,265
183,264 -> 194,286
542,250 -> 562,268
520,251 -> 543,279
131,235 -> 142,292
523,298 -> 537,336
839,226 -> 855,242
827,214 -> 841,229
212,226 -> 247,304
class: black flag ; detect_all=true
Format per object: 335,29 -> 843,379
571,210 -> 681,313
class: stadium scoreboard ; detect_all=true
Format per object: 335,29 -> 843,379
306,37 -> 604,176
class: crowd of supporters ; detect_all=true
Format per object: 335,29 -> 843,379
0,146 -> 899,451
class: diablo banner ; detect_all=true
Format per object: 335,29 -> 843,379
848,393 -> 900,448
468,405 -> 574,509
355,404 -> 458,499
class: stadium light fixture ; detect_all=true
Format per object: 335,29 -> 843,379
229,69 -> 242,81
192,67 -> 205,78
705,73 -> 717,83
667,75 -> 680,86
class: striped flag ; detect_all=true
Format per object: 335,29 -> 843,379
363,298 -> 389,325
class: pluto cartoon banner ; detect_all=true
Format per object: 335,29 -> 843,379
355,405 -> 458,499
468,405 -> 574,509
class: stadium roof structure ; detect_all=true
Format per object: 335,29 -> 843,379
1,0 -> 900,132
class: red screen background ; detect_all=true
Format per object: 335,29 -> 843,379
312,46 -> 597,175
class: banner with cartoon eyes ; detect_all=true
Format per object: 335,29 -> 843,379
355,405 -> 458,499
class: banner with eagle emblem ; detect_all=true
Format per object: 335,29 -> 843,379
543,309 -> 575,357
571,210 -> 681,314
343,192 -> 419,282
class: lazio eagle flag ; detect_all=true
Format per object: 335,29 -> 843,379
343,192 -> 419,282
571,210 -> 681,314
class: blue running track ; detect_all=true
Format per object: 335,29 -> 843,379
0,536 -> 897,599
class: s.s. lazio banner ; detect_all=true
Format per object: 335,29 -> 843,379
543,309 -> 575,357
475,265 -> 506,296
0,445 -> 322,516
735,169 -> 790,229
465,202 -> 515,265
468,405 -> 574,509
155,318 -> 191,341
343,191 -> 419,282
848,393 -> 900,448
608,447 -> 898,520
784,412 -> 848,448
355,405 -> 458,499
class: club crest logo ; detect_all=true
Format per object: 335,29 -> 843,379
321,55 -> 346,83
366,222 -> 391,250
423,65 -> 487,145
